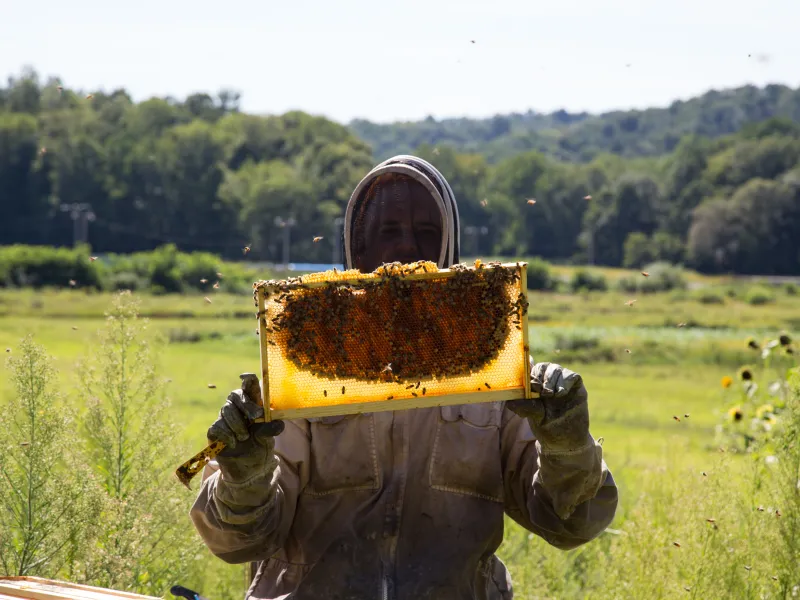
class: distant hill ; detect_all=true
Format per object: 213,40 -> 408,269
349,84 -> 800,162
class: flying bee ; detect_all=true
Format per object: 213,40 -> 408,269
213,282 -> 220,289
480,199 -> 488,207
625,299 -> 637,307
526,199 -> 536,205
85,94 -> 94,100
672,542 -> 681,548
204,297 -> 212,304
69,279 -> 76,287
641,271 -> 650,277
207,384 -> 216,389
485,382 -> 491,389
673,416 -> 681,422
243,246 -> 251,255
584,195 -> 592,200
342,386 -> 345,394
313,236 -> 324,243
200,278 -> 208,284
90,256 -> 98,262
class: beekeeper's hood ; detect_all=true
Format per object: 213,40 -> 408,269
343,155 -> 461,270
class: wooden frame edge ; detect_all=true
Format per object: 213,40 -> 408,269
270,388 -> 537,420
256,286 -> 272,422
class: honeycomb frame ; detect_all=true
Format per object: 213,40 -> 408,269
253,261 -> 532,420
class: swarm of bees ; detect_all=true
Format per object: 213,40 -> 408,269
253,261 -> 527,384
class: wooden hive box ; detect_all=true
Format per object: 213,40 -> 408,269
253,260 -> 533,420
0,577 -> 161,600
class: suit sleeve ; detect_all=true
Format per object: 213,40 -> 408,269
500,407 -> 618,550
189,419 -> 310,563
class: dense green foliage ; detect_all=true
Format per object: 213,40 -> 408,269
3,69 -> 800,274
0,243 -> 261,293
351,84 -> 800,163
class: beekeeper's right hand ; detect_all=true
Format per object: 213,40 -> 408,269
206,373 -> 284,483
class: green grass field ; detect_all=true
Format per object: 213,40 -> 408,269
1,285 -> 798,599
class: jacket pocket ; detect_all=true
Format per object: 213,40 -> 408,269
304,414 -> 381,496
428,403 -> 504,502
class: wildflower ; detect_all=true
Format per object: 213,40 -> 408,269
728,406 -> 744,422
746,337 -> 760,350
738,367 -> 754,381
721,376 -> 733,389
756,404 -> 775,419
779,333 -> 792,346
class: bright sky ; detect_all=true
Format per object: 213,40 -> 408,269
2,0 -> 797,124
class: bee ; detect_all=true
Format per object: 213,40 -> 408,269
624,299 -> 637,307
313,236 -> 324,243
625,348 -> 632,354
411,392 -> 418,397
5,348 -> 10,353
422,388 -> 426,395
480,199 -> 488,207
415,381 -> 421,389
772,576 -> 779,581
323,390 -> 327,397
39,147 -> 47,155
485,382 -> 491,389
684,587 -> 691,592
757,506 -> 765,511
641,271 -> 650,277
243,246 -> 251,255
207,384 -> 216,389
706,518 -> 716,523
20,441 -> 30,447
776,509 -> 782,517
72,326 -> 78,331
744,566 -> 751,571
69,279 -> 77,287
381,363 -> 393,373
85,94 -> 94,100
673,415 -> 680,422
406,384 -> 415,389
204,297 -> 212,304
387,395 -> 394,400
702,471 -> 708,477
584,195 -> 592,200
526,199 -> 536,205
216,272 -> 224,278
90,256 -> 98,262
213,282 -> 220,289
677,322 -> 686,328
200,278 -> 208,284
684,413 -> 690,418
342,386 -> 345,394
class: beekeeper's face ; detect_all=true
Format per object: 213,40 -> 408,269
353,174 -> 443,273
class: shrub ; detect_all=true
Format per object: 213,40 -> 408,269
569,269 -> 608,292
0,244 -> 104,289
617,262 -> 687,294
784,282 -> 798,296
526,257 -> 553,291
692,288 -> 726,304
745,285 -> 776,306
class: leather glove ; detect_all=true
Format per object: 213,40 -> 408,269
507,361 -> 592,455
206,373 -> 284,483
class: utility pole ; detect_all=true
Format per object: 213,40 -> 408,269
274,216 -> 296,271
332,217 -> 344,267
60,203 -> 95,246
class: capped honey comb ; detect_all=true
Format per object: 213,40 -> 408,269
253,260 -> 531,419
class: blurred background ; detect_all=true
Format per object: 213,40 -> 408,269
2,2 -> 800,599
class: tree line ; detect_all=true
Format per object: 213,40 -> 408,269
2,67 -> 800,275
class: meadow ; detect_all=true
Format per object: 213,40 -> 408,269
1,268 -> 799,599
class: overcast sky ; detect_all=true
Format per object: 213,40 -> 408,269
1,0 -> 797,124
